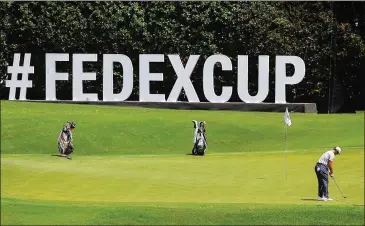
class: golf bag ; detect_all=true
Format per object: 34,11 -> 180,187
58,121 -> 76,156
191,120 -> 207,156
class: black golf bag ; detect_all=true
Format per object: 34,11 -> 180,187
192,120 -> 207,156
58,121 -> 76,156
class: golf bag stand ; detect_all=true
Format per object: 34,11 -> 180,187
191,120 -> 207,156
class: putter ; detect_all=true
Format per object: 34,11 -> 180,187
331,176 -> 347,198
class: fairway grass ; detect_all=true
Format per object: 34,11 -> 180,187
2,152 -> 364,225
1,101 -> 364,156
1,101 -> 364,225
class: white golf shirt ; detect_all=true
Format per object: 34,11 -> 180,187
317,150 -> 335,166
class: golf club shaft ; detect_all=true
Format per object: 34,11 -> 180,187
331,177 -> 346,198
319,171 -> 347,198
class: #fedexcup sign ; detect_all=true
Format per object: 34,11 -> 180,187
8,53 -> 305,103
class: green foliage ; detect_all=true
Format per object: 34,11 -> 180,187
0,2 -> 363,109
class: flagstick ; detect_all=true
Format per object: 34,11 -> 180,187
284,107 -> 291,180
285,123 -> 288,180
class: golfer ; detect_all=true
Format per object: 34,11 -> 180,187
314,146 -> 341,201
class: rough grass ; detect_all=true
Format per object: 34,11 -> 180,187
2,198 -> 364,225
1,101 -> 364,225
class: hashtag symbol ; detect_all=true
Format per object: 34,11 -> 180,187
5,53 -> 34,100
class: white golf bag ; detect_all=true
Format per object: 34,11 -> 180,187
192,120 -> 207,156
58,121 -> 75,156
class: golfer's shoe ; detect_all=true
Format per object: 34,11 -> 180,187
192,120 -> 198,129
324,197 -> 333,201
318,196 -> 325,201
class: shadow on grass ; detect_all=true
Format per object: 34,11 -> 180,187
185,153 -> 205,157
51,154 -> 72,160
301,198 -> 320,201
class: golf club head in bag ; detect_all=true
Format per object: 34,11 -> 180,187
191,120 -> 207,156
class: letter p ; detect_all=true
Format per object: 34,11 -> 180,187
275,56 -> 305,103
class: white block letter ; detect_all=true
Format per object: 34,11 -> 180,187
275,56 -> 306,103
167,55 -> 200,102
203,55 -> 232,103
139,54 -> 165,102
103,54 -> 133,101
45,53 -> 69,101
72,54 -> 99,101
237,55 -> 269,103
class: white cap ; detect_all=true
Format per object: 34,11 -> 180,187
334,146 -> 342,154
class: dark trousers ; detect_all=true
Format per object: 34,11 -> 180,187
314,163 -> 330,198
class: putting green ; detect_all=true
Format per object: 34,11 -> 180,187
2,151 -> 364,205
1,101 -> 364,225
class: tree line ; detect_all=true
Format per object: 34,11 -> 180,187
0,1 -> 364,112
